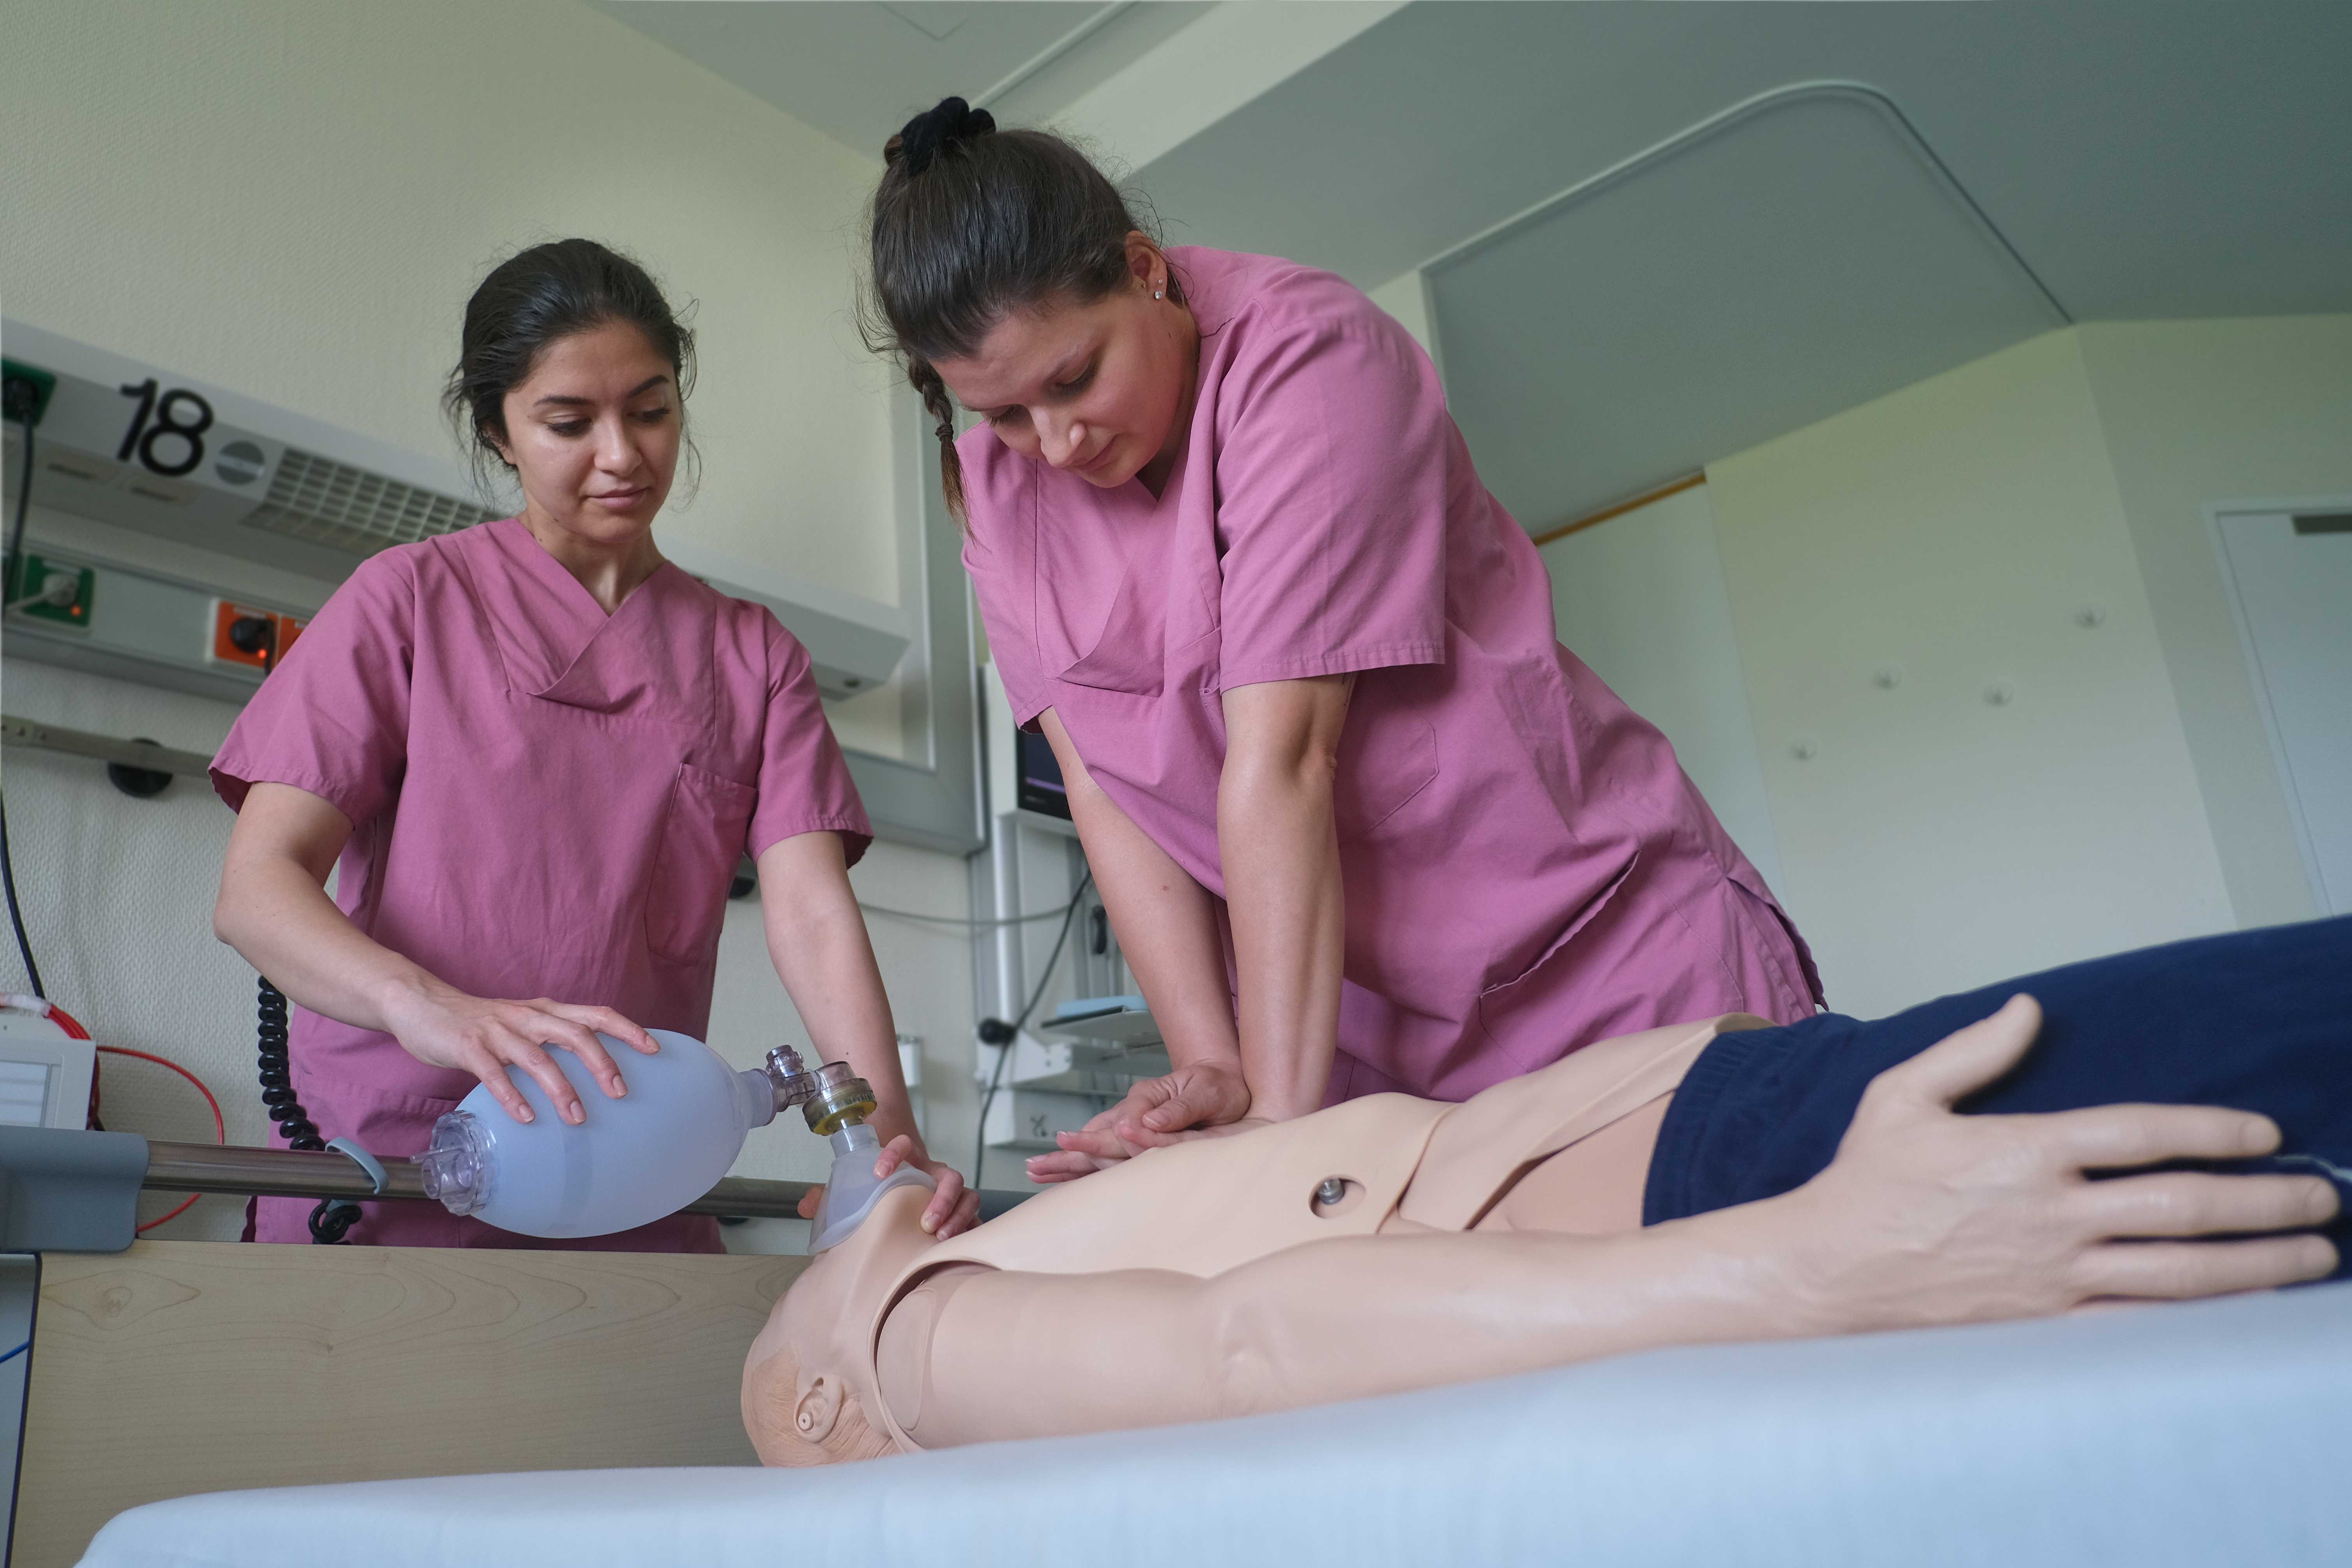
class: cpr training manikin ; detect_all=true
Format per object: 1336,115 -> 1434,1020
741,916 -> 2352,1462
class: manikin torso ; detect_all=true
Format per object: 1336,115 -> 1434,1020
855,1014 -> 1767,1453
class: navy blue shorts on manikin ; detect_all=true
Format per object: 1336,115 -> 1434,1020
1643,916 -> 2352,1277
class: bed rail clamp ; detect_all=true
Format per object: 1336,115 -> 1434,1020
0,1125 -> 149,1252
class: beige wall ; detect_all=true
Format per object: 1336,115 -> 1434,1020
0,0 -> 982,1241
2077,316 -> 2352,929
1706,328 -> 2235,1017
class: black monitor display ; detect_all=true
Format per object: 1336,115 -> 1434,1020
1015,726 -> 1071,820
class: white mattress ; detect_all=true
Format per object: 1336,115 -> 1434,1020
81,1280 -> 2352,1568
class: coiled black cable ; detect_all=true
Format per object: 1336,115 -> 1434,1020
236,615 -> 357,1242
255,975 -> 361,1244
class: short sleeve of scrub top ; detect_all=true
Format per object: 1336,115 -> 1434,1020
1209,308 -> 1451,691
749,613 -> 873,865
210,550 -> 413,824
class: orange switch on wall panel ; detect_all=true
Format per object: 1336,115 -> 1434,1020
208,601 -> 307,671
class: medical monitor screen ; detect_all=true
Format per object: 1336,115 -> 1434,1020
1016,727 -> 1071,820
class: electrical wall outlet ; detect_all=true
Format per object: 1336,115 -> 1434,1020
8,554 -> 95,628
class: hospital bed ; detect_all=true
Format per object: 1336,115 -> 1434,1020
26,1236 -> 2352,1568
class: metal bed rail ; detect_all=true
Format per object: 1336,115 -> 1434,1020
141,1140 -> 1030,1223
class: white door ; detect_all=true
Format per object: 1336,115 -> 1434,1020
2214,508 -> 2352,915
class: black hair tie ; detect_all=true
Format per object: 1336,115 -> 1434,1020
891,96 -> 995,175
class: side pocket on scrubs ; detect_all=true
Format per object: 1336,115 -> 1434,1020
1474,856 -> 1640,1071
645,763 -> 756,964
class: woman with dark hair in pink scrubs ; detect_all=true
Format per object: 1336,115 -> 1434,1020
864,103 -> 1823,1182
210,239 -> 979,1246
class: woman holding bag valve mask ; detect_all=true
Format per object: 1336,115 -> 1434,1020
862,102 -> 1823,1181
211,239 -> 979,1247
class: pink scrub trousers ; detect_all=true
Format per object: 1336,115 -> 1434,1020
962,247 -> 1821,1107
213,519 -> 871,1248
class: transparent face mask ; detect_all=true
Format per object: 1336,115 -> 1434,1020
809,1120 -> 935,1252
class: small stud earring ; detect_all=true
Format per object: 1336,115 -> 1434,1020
1153,289 -> 1164,300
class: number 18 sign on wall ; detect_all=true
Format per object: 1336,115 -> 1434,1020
2,335 -> 317,575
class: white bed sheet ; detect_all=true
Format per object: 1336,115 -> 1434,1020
80,1280 -> 2352,1568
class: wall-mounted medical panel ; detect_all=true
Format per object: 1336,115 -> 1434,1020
4,324 -> 982,848
2,319 -> 912,701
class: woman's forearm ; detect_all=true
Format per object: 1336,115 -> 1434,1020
220,784 -> 662,1124
215,785 -> 442,1032
217,858 -> 437,1025
1042,710 -> 1241,1075
1218,679 -> 1352,1120
758,833 -> 925,1152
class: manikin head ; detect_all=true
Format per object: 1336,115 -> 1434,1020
741,1182 -> 938,1466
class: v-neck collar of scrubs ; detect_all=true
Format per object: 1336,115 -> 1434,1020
462,517 -> 709,727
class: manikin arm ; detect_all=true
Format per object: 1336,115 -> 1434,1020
879,1000 -> 2339,1449
887,1226 -> 1814,1448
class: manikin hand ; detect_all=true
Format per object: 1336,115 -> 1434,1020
1777,995 -> 2339,1327
795,1133 -> 983,1239
381,978 -> 657,1126
1025,1060 -> 1255,1183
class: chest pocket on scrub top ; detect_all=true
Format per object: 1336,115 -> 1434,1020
1053,565 -> 1165,698
645,762 -> 756,963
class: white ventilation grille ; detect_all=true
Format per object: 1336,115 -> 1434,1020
242,447 -> 496,556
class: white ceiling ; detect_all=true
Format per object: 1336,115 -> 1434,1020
597,1 -> 2352,529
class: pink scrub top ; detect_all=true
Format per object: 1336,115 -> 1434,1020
212,517 -> 871,1248
962,247 -> 1821,1106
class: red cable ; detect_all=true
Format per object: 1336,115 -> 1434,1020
14,1003 -> 227,1233
93,1042 -> 227,1233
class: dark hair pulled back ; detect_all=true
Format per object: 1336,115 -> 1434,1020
862,97 -> 1178,516
443,237 -> 698,501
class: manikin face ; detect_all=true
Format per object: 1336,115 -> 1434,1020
742,1184 -> 936,1467
492,320 -> 680,550
931,235 -> 1197,493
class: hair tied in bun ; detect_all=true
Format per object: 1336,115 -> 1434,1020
886,96 -> 996,175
